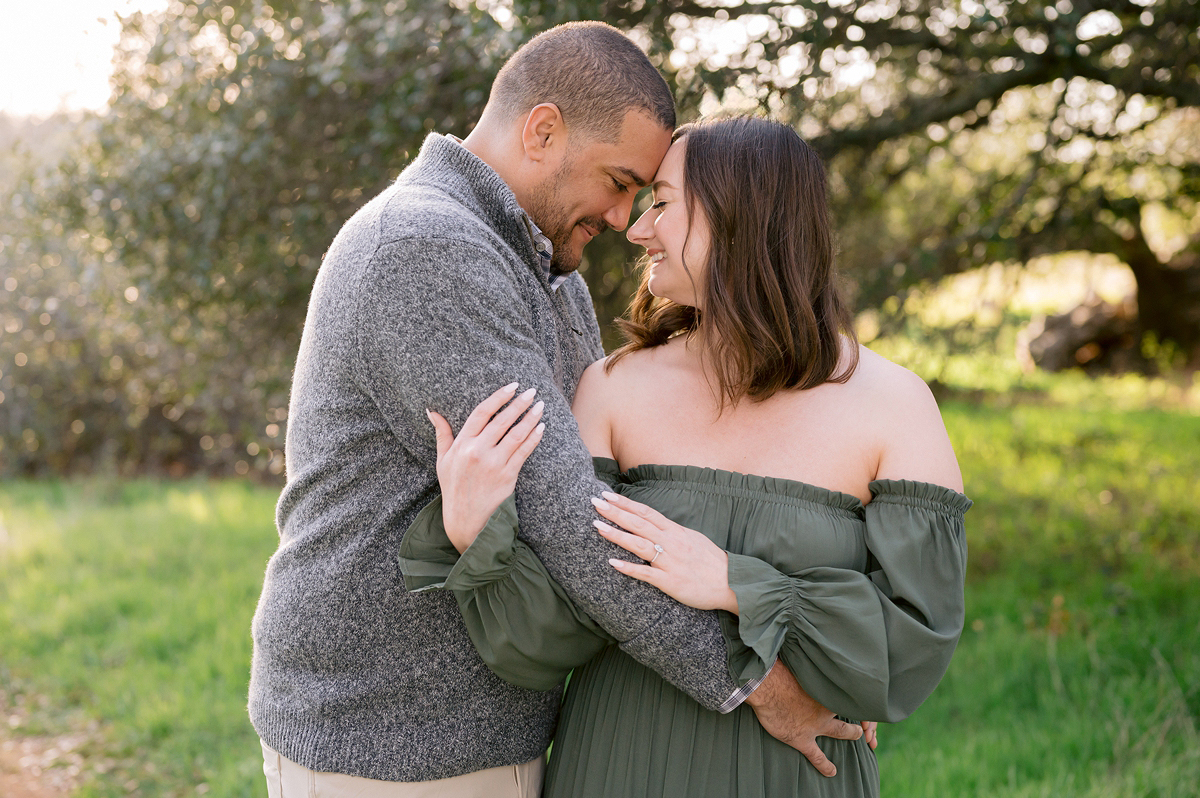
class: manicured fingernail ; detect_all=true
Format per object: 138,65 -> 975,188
520,387 -> 537,400
591,497 -> 610,510
532,400 -> 544,414
425,408 -> 433,420
608,558 -> 627,569
502,382 -> 518,392
534,422 -> 545,435
602,491 -> 619,502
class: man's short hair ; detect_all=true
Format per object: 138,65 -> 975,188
489,21 -> 675,141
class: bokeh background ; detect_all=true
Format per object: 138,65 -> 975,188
1,1 -> 1197,796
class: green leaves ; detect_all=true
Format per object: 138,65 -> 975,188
4,0 -> 1200,478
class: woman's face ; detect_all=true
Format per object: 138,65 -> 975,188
627,138 -> 710,309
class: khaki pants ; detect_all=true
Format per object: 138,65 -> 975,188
260,740 -> 545,798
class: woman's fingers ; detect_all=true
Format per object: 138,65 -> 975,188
593,519 -> 658,561
459,382 -> 519,438
592,491 -> 669,536
498,399 -> 544,457
607,558 -> 667,589
426,409 -> 454,461
480,387 -> 539,446
507,420 -> 546,471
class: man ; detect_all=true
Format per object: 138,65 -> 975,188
249,21 -> 861,797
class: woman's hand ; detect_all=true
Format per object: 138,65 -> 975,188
592,490 -> 738,613
427,383 -> 545,553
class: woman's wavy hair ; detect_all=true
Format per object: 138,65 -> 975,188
608,116 -> 858,407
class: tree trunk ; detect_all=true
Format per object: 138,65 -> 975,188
1122,240 -> 1200,366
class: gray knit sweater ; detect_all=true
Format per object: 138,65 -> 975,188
248,134 -> 739,782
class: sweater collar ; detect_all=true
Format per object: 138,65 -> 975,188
404,133 -> 559,290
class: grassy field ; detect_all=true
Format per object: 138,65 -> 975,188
2,397 -> 1199,796
0,480 -> 278,796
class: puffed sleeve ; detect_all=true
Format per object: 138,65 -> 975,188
721,479 -> 971,722
397,460 -> 622,691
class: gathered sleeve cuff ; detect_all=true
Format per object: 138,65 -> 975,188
722,479 -> 971,722
397,495 -> 464,593
398,493 -> 614,692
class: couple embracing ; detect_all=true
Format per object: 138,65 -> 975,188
249,20 -> 970,798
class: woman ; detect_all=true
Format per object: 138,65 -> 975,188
401,117 -> 970,797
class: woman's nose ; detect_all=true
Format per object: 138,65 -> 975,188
627,206 -> 654,244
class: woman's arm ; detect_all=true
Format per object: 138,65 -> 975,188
403,383 -> 615,691
405,365 -> 870,769
594,477 -> 970,723
871,363 -> 963,492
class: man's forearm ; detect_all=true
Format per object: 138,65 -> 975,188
510,444 -> 742,710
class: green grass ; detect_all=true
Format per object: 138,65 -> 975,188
878,570 -> 1200,797
1,400 -> 1198,796
0,479 -> 279,797
946,400 -> 1200,579
870,400 -> 1200,797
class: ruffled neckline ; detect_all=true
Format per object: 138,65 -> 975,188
592,457 -> 972,516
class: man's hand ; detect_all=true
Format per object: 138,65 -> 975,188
861,720 -> 878,751
744,660 -> 864,777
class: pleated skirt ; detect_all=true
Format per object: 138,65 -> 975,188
544,645 -> 880,798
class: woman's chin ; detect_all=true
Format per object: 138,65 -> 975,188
646,275 -> 675,302
647,282 -> 695,308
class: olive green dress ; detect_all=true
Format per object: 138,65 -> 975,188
399,458 -> 971,798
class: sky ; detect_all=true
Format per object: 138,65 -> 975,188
2,1 -> 779,118
0,0 -> 167,117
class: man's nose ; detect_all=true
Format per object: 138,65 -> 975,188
603,193 -> 637,232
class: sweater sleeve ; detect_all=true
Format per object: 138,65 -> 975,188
397,465 -> 621,690
721,479 -> 971,722
362,236 -> 741,710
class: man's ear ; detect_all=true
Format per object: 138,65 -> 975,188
520,103 -> 566,163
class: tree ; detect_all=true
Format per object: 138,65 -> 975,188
595,0 -> 1200,362
81,0 -> 521,336
14,0 -> 1196,477
24,1 -> 525,475
90,0 -> 1200,361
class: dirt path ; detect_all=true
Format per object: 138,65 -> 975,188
0,733 -> 81,798
0,693 -> 90,798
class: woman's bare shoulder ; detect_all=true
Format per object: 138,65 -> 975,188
584,339 -> 689,390
848,346 -> 964,492
576,349 -> 653,399
574,357 -> 616,413
846,345 -> 938,410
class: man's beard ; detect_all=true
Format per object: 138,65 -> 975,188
527,158 -> 607,273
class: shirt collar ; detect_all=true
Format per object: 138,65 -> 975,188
447,135 -> 567,293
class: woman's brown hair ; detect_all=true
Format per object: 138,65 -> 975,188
608,116 -> 858,407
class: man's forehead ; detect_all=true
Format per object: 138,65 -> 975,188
605,111 -> 673,183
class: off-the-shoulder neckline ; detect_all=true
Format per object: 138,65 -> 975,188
592,456 -> 971,513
